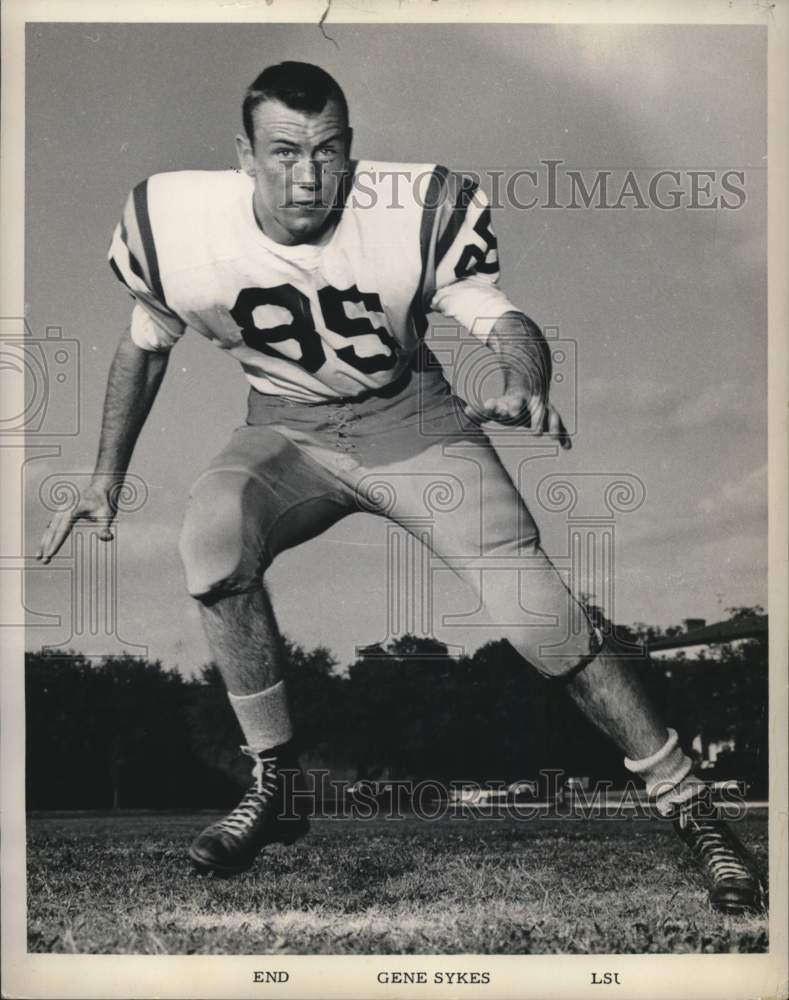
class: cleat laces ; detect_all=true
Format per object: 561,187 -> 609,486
683,819 -> 752,881
213,748 -> 278,838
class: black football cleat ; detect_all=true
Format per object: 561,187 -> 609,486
673,808 -> 766,914
189,744 -> 309,876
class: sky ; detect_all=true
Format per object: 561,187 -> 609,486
21,22 -> 767,672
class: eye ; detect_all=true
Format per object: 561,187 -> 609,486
272,148 -> 298,159
315,146 -> 338,161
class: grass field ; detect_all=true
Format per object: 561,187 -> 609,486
27,811 -> 768,955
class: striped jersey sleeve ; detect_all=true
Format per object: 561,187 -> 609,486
107,179 -> 186,351
426,169 -> 517,344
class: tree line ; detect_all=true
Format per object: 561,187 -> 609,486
25,609 -> 768,809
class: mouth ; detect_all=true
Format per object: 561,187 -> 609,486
288,193 -> 324,206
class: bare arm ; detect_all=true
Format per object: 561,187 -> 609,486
93,331 -> 169,478
463,310 -> 571,449
37,331 -> 169,563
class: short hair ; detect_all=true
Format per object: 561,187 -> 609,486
242,62 -> 349,144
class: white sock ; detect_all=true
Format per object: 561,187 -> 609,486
227,679 -> 293,753
624,728 -> 705,816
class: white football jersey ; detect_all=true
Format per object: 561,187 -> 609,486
108,161 -> 517,403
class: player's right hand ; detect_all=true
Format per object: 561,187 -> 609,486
463,392 -> 572,449
36,479 -> 117,564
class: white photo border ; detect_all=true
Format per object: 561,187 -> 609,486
2,2 -> 786,998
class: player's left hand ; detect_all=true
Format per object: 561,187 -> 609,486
463,389 -> 572,449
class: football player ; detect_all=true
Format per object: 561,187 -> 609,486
37,62 -> 764,914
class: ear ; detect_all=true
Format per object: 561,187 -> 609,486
235,133 -> 255,176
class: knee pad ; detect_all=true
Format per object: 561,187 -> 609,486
509,601 -> 602,679
178,470 -> 270,601
548,623 -> 605,680
479,536 -> 603,678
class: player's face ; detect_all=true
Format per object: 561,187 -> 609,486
236,98 -> 351,245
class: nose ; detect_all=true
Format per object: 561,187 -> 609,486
292,157 -> 321,189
